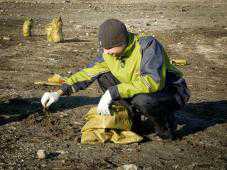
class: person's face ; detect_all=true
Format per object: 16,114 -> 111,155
103,45 -> 126,57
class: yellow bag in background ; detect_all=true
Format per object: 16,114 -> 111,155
171,59 -> 188,66
81,106 -> 143,144
46,16 -> 64,43
23,17 -> 33,37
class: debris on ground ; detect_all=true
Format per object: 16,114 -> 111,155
46,16 -> 64,43
23,17 -> 33,37
34,74 -> 65,86
47,74 -> 65,84
2,36 -> 11,41
37,150 -> 46,159
171,59 -> 189,66
117,164 -> 138,170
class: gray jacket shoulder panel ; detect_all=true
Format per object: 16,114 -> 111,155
139,36 -> 164,83
139,36 -> 155,50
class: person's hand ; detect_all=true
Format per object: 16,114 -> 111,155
41,92 -> 60,108
97,90 -> 112,115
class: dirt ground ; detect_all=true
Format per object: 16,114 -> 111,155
0,0 -> 227,169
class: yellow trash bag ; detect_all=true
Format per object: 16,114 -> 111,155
47,74 -> 66,84
171,59 -> 188,66
46,16 -> 64,43
23,17 -> 33,37
81,106 -> 143,144
34,74 -> 66,86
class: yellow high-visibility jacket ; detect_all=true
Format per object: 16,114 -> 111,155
60,32 -> 183,100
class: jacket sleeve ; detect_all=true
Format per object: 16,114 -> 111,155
60,52 -> 109,95
108,37 -> 166,100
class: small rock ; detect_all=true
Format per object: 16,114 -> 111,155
3,36 -> 11,41
154,19 -> 158,25
58,112 -> 68,118
146,23 -> 151,26
181,6 -> 190,12
67,71 -> 72,75
9,126 -> 16,130
37,150 -> 46,159
74,136 -> 80,143
117,164 -> 137,170
56,150 -> 66,154
173,164 -> 179,169
75,25 -> 82,29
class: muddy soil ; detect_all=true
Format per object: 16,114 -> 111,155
0,0 -> 227,169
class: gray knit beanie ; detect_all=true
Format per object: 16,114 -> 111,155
98,19 -> 128,49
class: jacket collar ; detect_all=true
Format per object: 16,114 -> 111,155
121,32 -> 136,57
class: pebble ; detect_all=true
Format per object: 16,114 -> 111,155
146,23 -> 151,26
154,19 -> 158,25
173,164 -> 179,169
75,25 -> 82,29
58,112 -> 68,118
3,36 -> 11,41
37,150 -> 46,159
117,164 -> 137,170
56,150 -> 66,154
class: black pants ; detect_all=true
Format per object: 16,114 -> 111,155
97,72 -> 185,139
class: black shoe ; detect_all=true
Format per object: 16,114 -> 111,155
166,112 -> 177,140
131,114 -> 142,134
153,115 -> 177,140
